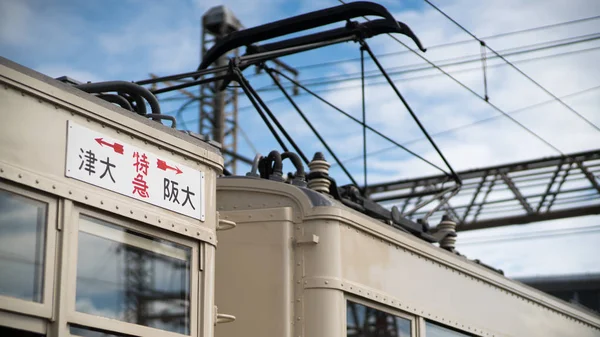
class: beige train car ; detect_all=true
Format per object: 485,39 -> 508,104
0,57 -> 225,337
215,168 -> 600,337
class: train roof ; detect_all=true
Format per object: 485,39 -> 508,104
0,56 -> 223,168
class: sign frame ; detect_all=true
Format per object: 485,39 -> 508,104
65,120 -> 206,221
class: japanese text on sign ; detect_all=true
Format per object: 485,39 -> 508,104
65,121 -> 205,221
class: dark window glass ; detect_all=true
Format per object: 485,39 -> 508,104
75,215 -> 192,335
347,301 -> 411,337
70,324 -> 134,337
426,321 -> 471,337
0,325 -> 44,337
0,189 -> 47,302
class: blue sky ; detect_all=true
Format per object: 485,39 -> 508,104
2,0 -> 600,278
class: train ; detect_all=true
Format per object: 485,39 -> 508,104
1,2 -> 600,337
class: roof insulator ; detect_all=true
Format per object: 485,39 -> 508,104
437,215 -> 457,252
307,152 -> 331,194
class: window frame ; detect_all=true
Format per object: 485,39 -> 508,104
0,181 -> 58,320
422,319 -> 476,337
65,205 -> 200,337
344,294 -> 417,337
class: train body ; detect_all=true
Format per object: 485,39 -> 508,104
0,57 -> 224,337
214,175 -> 600,337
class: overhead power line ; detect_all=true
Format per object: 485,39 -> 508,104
238,44 -> 600,111
256,35 -> 600,92
333,84 -> 600,167
459,224 -> 600,246
424,0 -> 600,134
291,14 -> 600,71
336,0 -> 562,156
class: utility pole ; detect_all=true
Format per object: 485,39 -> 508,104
200,6 -> 243,173
200,6 -> 300,174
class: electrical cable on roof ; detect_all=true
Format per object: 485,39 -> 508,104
423,0 -> 600,134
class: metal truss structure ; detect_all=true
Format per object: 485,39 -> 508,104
366,149 -> 600,231
200,6 -> 243,173
199,6 -> 299,174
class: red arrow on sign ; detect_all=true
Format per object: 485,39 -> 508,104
95,138 -> 124,154
157,159 -> 183,174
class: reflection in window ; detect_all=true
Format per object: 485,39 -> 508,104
426,321 -> 471,337
0,189 -> 47,302
76,216 -> 192,335
347,301 -> 411,337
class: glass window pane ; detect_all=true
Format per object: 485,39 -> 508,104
70,324 -> 131,337
0,189 -> 47,302
0,325 -> 45,337
347,301 -> 411,337
75,215 -> 192,335
426,321 -> 471,337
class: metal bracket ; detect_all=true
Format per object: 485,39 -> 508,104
296,234 -> 320,245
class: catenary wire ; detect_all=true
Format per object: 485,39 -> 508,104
235,44 -> 600,112
337,0 -> 563,156
257,34 -> 600,92
289,14 -> 600,71
334,84 -> 600,166
271,68 -> 452,176
459,225 -> 600,245
424,0 -> 600,134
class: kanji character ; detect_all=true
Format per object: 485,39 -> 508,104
132,174 -> 149,198
163,178 -> 180,204
78,148 -> 97,176
99,157 -> 116,183
133,152 -> 150,175
181,186 -> 196,210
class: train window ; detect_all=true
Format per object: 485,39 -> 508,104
0,189 -> 47,303
74,215 -> 192,335
0,325 -> 45,337
70,324 -> 132,337
347,300 -> 411,337
425,321 -> 471,337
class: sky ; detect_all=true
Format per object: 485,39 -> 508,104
1,0 -> 600,279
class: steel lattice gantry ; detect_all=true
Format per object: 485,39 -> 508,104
200,6 -> 243,173
365,149 -> 600,231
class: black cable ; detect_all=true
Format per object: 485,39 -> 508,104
151,74 -> 232,95
460,225 -> 600,246
360,39 -> 461,184
424,0 -> 600,134
234,66 -> 310,164
264,64 -> 359,186
271,68 -> 451,176
240,44 -> 600,113
364,20 -> 565,156
232,68 -> 290,153
135,66 -> 230,85
258,34 -> 600,91
292,14 -> 600,71
335,84 -> 600,166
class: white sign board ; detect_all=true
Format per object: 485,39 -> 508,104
65,121 -> 205,221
